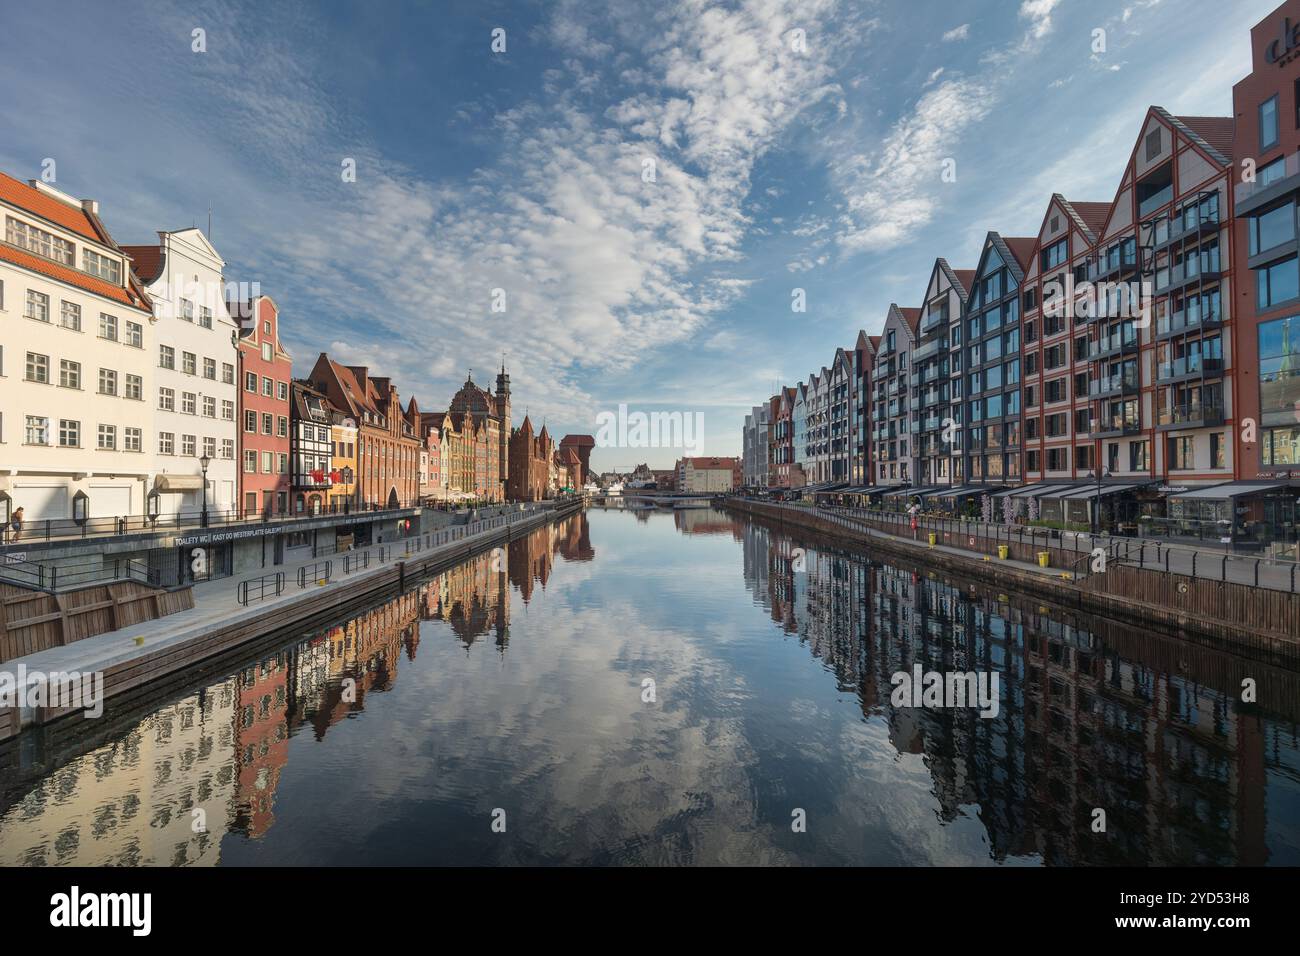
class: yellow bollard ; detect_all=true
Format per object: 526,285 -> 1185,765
134,636 -> 144,646
1037,551 -> 1051,568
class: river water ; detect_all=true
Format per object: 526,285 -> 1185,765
1,506 -> 1297,866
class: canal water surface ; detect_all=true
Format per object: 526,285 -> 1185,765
1,507 -> 1297,866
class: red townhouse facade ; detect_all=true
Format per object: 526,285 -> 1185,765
235,295 -> 292,516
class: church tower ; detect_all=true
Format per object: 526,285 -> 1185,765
496,358 -> 511,496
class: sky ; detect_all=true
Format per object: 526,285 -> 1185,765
0,0 -> 1281,471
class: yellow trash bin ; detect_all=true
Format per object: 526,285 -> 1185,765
1037,551 -> 1050,568
928,532 -> 937,547
997,545 -> 1009,560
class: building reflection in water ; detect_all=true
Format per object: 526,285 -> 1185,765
1,509 -> 1295,866
0,514 -> 592,866
740,516 -> 1297,866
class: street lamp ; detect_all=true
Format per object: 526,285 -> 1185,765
199,453 -> 211,528
1087,466 -> 1111,536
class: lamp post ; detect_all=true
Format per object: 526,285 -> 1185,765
1087,466 -> 1111,536
199,453 -> 211,528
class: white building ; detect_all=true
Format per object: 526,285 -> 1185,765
122,229 -> 239,518
0,173 -> 156,525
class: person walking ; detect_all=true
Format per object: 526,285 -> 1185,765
907,500 -> 920,540
9,506 -> 24,543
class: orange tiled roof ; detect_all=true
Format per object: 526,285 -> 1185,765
0,171 -> 101,241
0,242 -> 144,308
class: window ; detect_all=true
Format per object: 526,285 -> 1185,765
1211,432 -> 1226,469
1168,435 -> 1194,470
1250,201 -> 1296,256
277,415 -> 288,437
25,415 -> 49,445
244,450 -> 257,473
278,453 -> 289,474
261,342 -> 273,362
1261,95 -> 1280,152
159,432 -> 174,455
1045,345 -> 1066,371
277,381 -> 288,401
182,434 -> 196,456
1046,447 -> 1068,471
1041,238 -> 1068,271
182,351 -> 196,375
160,344 -> 175,369
125,427 -> 142,452
122,320 -> 143,347
262,376 -> 272,396
262,412 -> 273,434
60,300 -> 81,330
97,424 -> 116,450
223,362 -> 235,384
244,371 -> 256,392
262,450 -> 273,473
98,368 -> 117,395
1145,128 -> 1161,161
181,392 -> 196,415
222,399 -> 235,420
1257,255 -> 1300,308
203,396 -> 216,417
125,374 -> 143,400
7,217 -> 74,264
244,410 -> 256,432
25,290 -> 50,322
25,351 -> 49,383
179,298 -> 195,322
99,313 -> 118,340
60,359 -> 81,389
83,249 -> 121,283
58,419 -> 80,447
1026,450 -> 1040,472
203,436 -> 217,458
203,357 -> 216,379
222,439 -> 235,459
159,387 -> 175,411
1076,444 -> 1093,470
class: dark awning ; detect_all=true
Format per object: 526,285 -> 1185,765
1168,480 -> 1296,501
1060,481 -> 1155,500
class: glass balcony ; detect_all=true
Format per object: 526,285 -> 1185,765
1158,304 -> 1223,337
1157,403 -> 1225,429
1087,330 -> 1138,360
1087,415 -> 1141,437
1235,151 -> 1300,209
1156,355 -> 1224,381
1089,369 -> 1140,397
912,338 -> 946,362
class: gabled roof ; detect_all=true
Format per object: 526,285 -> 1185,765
0,243 -> 143,308
951,268 -> 977,295
1001,237 -> 1037,271
1068,201 -> 1111,239
1161,109 -> 1232,166
982,232 -> 1031,286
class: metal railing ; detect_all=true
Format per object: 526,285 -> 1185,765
237,571 -> 285,606
0,498 -> 425,547
297,560 -> 333,588
343,551 -> 370,574
0,554 -> 160,593
738,498 -> 1300,593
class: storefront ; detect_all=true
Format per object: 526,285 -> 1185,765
927,485 -> 987,514
1162,481 -> 1299,555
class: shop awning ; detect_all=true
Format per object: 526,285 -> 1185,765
1060,481 -> 1155,500
1007,483 -> 1074,498
1167,480 -> 1295,501
153,474 -> 205,492
931,484 -> 987,500
1036,483 -> 1094,499
987,485 -> 1024,497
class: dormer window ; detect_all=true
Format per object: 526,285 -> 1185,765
6,216 -> 74,266
83,248 -> 121,284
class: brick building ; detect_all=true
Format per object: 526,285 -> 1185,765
507,416 -> 553,501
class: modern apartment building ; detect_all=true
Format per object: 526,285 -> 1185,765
804,368 -> 830,484
962,234 -> 1035,486
0,172 -> 155,522
742,403 -> 769,487
871,305 -> 921,485
827,347 -> 854,484
1094,107 -> 1235,487
791,381 -> 808,487
1232,0 -> 1300,480
912,259 -> 973,488
123,228 -> 240,517
1021,195 -> 1111,483
852,331 -> 879,486
235,295 -> 292,516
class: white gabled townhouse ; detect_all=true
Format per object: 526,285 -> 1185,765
0,172 -> 156,528
122,228 -> 240,517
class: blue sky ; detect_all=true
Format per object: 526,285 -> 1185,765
0,0 -> 1279,470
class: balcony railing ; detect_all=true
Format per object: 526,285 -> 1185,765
1158,305 -> 1223,337
1087,331 -> 1138,360
912,338 -> 945,362
1235,150 -> 1300,207
1157,355 -> 1224,381
1155,254 -> 1221,293
1088,370 -> 1140,397
1087,415 -> 1141,437
1157,403 -> 1225,428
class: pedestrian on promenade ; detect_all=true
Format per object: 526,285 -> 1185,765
907,500 -> 920,539
9,507 -> 24,543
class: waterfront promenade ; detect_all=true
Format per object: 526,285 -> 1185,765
0,500 -> 580,738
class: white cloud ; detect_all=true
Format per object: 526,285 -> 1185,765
942,24 -> 970,42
